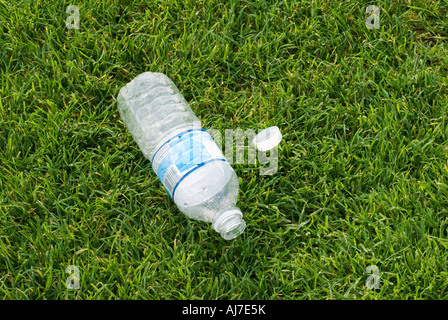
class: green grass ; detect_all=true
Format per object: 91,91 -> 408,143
1,0 -> 448,299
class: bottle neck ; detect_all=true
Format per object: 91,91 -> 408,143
212,208 -> 246,240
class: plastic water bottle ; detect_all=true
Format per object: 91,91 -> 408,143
117,72 -> 246,240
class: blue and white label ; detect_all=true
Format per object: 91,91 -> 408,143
151,129 -> 227,198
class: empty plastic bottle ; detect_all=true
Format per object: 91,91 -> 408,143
117,72 -> 246,240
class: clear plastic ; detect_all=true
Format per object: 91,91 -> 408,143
117,72 -> 246,240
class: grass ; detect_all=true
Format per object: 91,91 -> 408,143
1,0 -> 448,299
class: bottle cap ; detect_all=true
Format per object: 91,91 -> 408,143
252,126 -> 282,152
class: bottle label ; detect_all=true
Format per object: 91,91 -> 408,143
151,129 -> 227,198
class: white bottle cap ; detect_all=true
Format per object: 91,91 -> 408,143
252,126 -> 282,152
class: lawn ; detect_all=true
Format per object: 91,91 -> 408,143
1,0 -> 448,299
